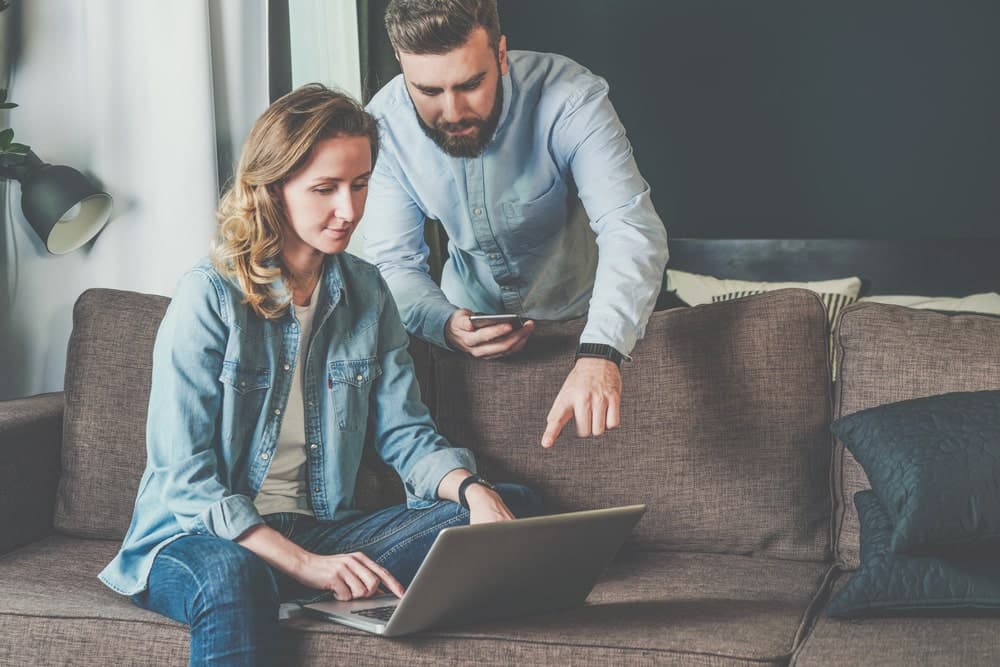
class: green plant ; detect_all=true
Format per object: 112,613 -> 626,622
0,1 -> 28,166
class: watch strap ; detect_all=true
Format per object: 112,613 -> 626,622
575,343 -> 629,366
458,474 -> 495,509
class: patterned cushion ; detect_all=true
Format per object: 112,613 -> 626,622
431,289 -> 834,559
832,390 -> 1000,555
833,302 -> 1000,569
827,491 -> 1000,617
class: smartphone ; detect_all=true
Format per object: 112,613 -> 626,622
469,313 -> 524,330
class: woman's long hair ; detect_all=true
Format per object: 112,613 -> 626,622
212,84 -> 379,319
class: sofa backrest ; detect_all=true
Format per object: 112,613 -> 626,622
430,289 -> 834,561
833,302 -> 1000,569
55,288 -> 399,540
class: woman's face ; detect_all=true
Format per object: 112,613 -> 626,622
279,134 -> 372,256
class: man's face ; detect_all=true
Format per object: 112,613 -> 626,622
398,28 -> 508,158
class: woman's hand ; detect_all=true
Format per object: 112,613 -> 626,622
293,551 -> 406,601
464,484 -> 516,525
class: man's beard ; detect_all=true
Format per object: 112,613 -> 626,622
414,77 -> 504,159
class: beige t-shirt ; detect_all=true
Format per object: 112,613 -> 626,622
253,276 -> 322,516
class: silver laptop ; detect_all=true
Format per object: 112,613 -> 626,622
302,504 -> 646,637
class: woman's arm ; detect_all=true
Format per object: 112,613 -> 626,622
436,469 -> 515,525
146,269 -> 262,541
236,524 -> 405,600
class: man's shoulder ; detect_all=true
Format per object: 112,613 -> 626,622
366,73 -> 408,119
510,50 -> 608,100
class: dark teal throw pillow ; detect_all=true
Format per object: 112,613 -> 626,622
831,389 -> 1000,555
827,491 -> 1000,617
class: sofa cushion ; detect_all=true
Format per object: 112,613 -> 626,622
0,535 -> 830,666
831,390 -> 1000,555
56,289 -> 170,538
55,288 -> 417,540
827,491 -> 1000,618
433,289 -> 833,560
793,574 -> 1000,666
833,303 -> 1000,569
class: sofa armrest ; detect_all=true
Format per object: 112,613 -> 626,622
0,392 -> 63,555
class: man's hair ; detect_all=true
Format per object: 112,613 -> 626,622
385,0 -> 501,55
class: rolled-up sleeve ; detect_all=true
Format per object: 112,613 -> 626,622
368,273 -> 475,506
145,269 -> 264,540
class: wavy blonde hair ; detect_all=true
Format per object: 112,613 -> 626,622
212,84 -> 379,319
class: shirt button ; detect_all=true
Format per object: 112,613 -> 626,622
473,207 -> 483,216
310,443 -> 318,450
274,408 -> 281,415
283,364 -> 291,371
261,452 -> 269,460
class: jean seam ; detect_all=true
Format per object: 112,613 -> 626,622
374,511 -> 469,564
333,502 -> 456,553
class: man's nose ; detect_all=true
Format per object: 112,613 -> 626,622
441,92 -> 467,123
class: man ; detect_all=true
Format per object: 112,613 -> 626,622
363,0 -> 669,448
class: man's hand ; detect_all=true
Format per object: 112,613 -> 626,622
541,358 -> 623,448
445,308 -> 534,360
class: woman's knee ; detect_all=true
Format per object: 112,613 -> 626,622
161,537 -> 279,618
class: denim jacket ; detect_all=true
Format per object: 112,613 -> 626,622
99,253 -> 475,596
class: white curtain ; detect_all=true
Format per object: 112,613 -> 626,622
0,0 -> 270,400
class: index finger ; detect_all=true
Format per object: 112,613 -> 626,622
352,552 -> 405,598
542,401 -> 573,448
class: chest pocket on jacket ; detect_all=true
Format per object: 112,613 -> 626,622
219,361 -> 272,439
328,358 -> 382,432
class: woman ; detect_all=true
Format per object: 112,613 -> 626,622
99,84 -> 540,665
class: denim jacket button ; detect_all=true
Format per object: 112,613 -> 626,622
283,364 -> 291,371
261,452 -> 269,460
310,443 -> 318,450
356,374 -> 364,382
274,408 -> 281,415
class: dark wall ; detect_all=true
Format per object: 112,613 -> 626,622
364,0 -> 1000,239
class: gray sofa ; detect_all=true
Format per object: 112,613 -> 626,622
1,286 -> 999,665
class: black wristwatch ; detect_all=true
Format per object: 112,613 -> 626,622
575,343 -> 629,367
458,474 -> 497,509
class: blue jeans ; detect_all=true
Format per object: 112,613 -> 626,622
131,484 -> 542,666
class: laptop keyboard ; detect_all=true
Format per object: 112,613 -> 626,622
351,605 -> 397,622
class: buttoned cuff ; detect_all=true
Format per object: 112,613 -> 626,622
420,301 -> 459,351
190,494 -> 264,541
403,447 -> 477,508
580,318 -> 637,359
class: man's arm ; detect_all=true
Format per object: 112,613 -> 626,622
363,146 -> 534,355
362,152 -> 457,349
541,79 -> 670,448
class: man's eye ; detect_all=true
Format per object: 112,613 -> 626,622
419,89 -> 440,97
352,183 -> 369,192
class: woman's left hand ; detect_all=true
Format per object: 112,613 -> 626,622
465,485 -> 516,525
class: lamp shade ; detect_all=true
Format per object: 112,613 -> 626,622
19,162 -> 113,254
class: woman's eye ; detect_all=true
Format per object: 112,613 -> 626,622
314,188 -> 333,195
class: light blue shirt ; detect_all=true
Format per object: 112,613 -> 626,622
99,254 -> 475,596
363,50 -> 669,354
